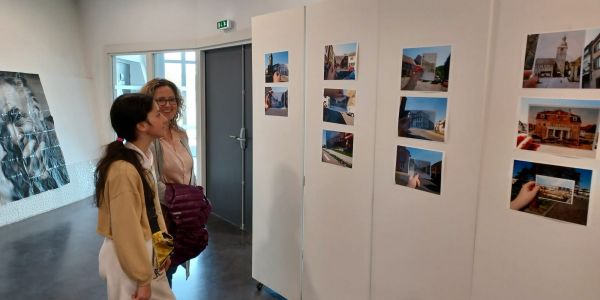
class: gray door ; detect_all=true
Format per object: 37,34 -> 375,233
205,45 -> 252,230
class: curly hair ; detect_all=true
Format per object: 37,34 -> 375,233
139,78 -> 185,129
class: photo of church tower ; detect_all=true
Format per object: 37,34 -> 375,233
523,30 -> 585,88
264,51 -> 289,83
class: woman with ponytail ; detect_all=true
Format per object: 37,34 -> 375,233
95,93 -> 175,300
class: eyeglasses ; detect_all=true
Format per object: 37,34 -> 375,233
155,97 -> 178,106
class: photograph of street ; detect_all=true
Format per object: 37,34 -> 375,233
401,45 -> 451,92
536,175 -> 575,204
582,28 -> 600,89
264,51 -> 289,83
517,98 -> 600,158
409,158 -> 431,178
322,130 -> 353,168
398,96 -> 447,142
395,145 -> 443,195
511,160 -> 592,225
535,174 -> 575,204
522,30 -> 584,88
265,87 -> 288,116
324,42 -> 358,80
323,88 -> 356,125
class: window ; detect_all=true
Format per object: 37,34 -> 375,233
112,54 -> 148,98
110,51 -> 198,177
154,51 -> 198,157
595,57 -> 600,70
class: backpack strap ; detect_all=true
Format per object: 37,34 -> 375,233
178,131 -> 195,185
143,171 -> 161,234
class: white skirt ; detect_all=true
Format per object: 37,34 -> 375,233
99,238 -> 175,300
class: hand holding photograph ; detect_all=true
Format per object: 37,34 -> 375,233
265,87 -> 288,117
265,51 -> 289,83
398,96 -> 447,142
324,42 -> 358,80
323,88 -> 356,125
522,28 -> 600,89
510,160 -> 591,225
395,145 -> 443,195
401,46 -> 451,92
517,98 -> 600,158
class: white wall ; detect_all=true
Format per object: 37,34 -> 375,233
472,1 -> 600,299
1,0 -> 102,164
76,0 -> 322,145
0,0 -> 100,226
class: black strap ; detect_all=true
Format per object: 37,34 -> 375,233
143,171 -> 161,234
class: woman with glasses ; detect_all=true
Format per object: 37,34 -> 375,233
140,78 -> 195,287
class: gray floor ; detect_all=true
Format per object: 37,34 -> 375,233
0,198 -> 284,300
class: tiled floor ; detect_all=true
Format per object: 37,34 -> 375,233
0,198 -> 284,300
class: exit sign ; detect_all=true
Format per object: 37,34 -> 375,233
217,19 -> 232,30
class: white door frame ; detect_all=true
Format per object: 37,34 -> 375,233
105,30 -> 251,187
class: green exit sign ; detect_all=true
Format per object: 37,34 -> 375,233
217,19 -> 231,30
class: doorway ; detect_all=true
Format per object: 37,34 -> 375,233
204,44 -> 253,230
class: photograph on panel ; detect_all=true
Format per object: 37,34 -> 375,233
522,30 -> 585,88
398,96 -> 447,142
264,87 -> 288,117
510,160 -> 592,226
401,45 -> 451,92
323,88 -> 356,125
517,98 -> 600,158
264,51 -> 289,83
0,71 -> 70,205
535,175 -> 575,204
395,145 -> 443,195
324,42 -> 358,80
321,130 -> 353,168
582,28 -> 600,89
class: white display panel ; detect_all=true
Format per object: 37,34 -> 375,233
472,0 -> 600,299
370,0 -> 492,299
251,7 -> 305,300
303,1 -> 379,299
252,1 -> 600,299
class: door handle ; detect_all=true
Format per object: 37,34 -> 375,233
229,128 -> 247,150
229,135 -> 245,141
229,135 -> 246,141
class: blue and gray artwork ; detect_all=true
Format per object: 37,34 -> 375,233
0,71 -> 70,205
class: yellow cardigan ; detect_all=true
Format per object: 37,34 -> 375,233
96,160 -> 168,285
